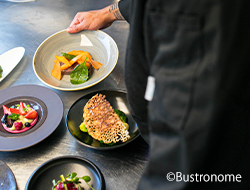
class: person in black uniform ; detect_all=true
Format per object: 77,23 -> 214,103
67,0 -> 250,189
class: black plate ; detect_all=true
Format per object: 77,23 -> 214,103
25,156 -> 105,190
66,90 -> 140,150
0,85 -> 63,151
0,160 -> 17,190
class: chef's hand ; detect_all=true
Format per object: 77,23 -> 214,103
67,2 -> 124,33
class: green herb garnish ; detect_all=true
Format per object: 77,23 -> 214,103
8,113 -> 19,120
23,105 -> 30,112
52,173 -> 95,190
82,176 -> 95,190
61,52 -> 76,60
70,58 -> 88,85
114,109 -> 127,123
100,140 -> 115,146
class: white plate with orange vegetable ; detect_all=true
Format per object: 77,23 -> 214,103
33,29 -> 119,91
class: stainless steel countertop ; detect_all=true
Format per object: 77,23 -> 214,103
0,0 -> 149,189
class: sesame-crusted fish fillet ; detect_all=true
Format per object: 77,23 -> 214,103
83,94 -> 130,144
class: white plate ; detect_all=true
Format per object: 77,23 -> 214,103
33,29 -> 119,91
0,47 -> 25,82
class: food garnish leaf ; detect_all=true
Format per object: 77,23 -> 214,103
61,53 -> 76,60
100,140 -> 115,146
114,109 -> 127,123
70,58 -> 88,85
52,173 -> 95,190
82,176 -> 91,183
8,113 -> 19,120
69,172 -> 77,179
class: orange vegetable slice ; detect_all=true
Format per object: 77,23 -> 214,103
67,50 -> 83,55
55,55 -> 71,66
68,50 -> 92,61
55,55 -> 72,71
90,60 -> 103,69
51,59 -> 62,80
69,53 -> 84,65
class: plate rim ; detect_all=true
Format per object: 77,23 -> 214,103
66,89 -> 140,150
0,160 -> 17,190
33,29 -> 119,91
0,47 -> 25,83
25,155 -> 105,190
0,84 -> 63,151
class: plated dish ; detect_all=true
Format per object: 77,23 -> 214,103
0,85 -> 63,151
0,160 -> 17,190
66,90 -> 140,150
0,47 -> 25,82
33,29 -> 119,91
25,156 -> 105,190
1,101 -> 38,133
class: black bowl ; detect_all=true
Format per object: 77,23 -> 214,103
66,90 -> 140,150
25,155 -> 105,190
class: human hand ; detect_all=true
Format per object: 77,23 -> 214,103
67,3 -> 124,33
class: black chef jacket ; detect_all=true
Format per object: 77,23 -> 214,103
119,0 -> 250,189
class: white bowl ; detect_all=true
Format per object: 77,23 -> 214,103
33,29 -> 119,91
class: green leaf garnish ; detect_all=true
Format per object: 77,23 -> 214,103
70,57 -> 89,85
82,176 -> 91,183
100,140 -> 115,146
114,109 -> 127,123
52,173 -> 95,190
8,113 -> 19,120
82,176 -> 96,190
70,172 -> 77,179
61,52 -> 76,60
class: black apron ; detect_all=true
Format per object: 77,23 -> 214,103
119,0 -> 250,189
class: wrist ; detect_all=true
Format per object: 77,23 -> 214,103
102,3 -> 124,22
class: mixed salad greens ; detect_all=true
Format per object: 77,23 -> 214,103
52,173 -> 95,190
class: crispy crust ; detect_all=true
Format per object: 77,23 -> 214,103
83,94 -> 130,144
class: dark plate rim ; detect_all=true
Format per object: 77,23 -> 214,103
25,155 -> 105,190
0,160 -> 17,190
65,89 -> 140,150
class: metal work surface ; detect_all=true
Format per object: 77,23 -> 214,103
0,0 -> 149,189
